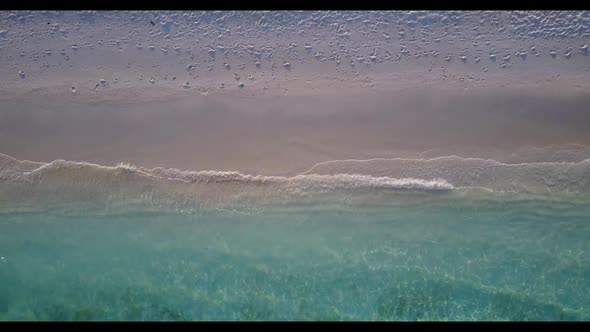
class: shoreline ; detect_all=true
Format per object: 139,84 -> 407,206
1,83 -> 590,176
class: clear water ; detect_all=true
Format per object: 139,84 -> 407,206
0,198 -> 589,321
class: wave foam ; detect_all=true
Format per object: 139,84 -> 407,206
2,150 -> 590,213
10,156 -> 452,191
0,153 -> 455,212
303,155 -> 590,194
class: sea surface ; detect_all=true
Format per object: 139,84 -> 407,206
1,194 -> 589,321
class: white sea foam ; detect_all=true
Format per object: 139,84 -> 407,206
0,152 -> 455,212
3,151 -> 590,196
2,150 -> 590,213
6,155 -> 453,191
302,155 -> 590,194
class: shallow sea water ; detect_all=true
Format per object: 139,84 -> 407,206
1,197 -> 589,321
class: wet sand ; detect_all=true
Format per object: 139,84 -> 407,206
1,81 -> 590,176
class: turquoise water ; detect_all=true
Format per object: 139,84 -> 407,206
0,198 -> 589,321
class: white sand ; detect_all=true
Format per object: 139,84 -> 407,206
1,11 -> 589,175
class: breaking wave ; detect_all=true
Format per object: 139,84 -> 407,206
2,149 -> 590,213
1,153 -> 453,190
0,153 -> 453,213
303,156 -> 590,195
